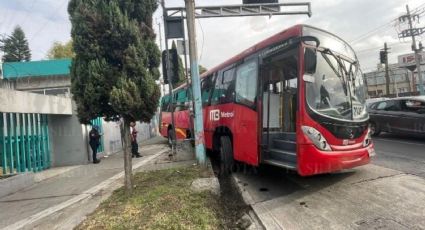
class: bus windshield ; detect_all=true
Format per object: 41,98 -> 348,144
305,49 -> 367,121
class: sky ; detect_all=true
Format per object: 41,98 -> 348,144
0,0 -> 424,73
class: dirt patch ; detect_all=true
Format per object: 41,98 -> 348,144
208,152 -> 252,229
76,165 -> 248,229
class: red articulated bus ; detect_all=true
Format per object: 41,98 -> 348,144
159,24 -> 375,176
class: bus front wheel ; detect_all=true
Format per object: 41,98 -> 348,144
219,136 -> 233,176
369,122 -> 381,136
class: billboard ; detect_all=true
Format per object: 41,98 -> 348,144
398,52 -> 425,70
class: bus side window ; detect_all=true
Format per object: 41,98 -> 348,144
175,89 -> 183,111
211,72 -> 223,105
220,67 -> 236,104
201,75 -> 213,107
235,59 -> 258,108
161,95 -> 170,112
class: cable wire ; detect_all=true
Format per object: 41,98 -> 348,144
350,3 -> 425,44
197,19 -> 205,63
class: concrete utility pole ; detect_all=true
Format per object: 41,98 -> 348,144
185,0 -> 206,165
382,43 -> 391,95
400,5 -> 425,95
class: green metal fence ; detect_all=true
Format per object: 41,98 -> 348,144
0,113 -> 50,175
91,117 -> 104,153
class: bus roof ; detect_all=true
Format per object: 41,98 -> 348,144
171,24 -> 304,92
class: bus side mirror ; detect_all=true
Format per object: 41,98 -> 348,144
304,48 -> 317,74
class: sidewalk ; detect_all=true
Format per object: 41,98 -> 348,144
233,164 -> 425,230
0,137 -> 195,230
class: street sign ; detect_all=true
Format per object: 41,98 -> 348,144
398,52 -> 425,71
166,18 -> 184,39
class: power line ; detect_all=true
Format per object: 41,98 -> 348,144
350,22 -> 396,44
197,19 -> 205,63
355,42 -> 408,54
20,0 -> 37,28
28,0 -> 68,42
350,3 -> 425,44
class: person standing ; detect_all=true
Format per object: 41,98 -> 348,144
130,122 -> 142,158
89,125 -> 102,164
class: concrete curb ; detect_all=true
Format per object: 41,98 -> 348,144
2,149 -> 167,230
231,174 -> 267,229
231,174 -> 266,230
231,175 -> 256,205
0,166 -> 81,199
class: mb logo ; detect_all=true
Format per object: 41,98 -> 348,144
209,109 -> 220,121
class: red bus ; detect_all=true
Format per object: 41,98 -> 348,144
159,24 -> 375,176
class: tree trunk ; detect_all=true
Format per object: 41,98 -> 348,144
120,118 -> 133,192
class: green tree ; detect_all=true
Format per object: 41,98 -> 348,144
47,40 -> 75,59
0,26 -> 31,62
68,0 -> 160,191
171,41 -> 186,86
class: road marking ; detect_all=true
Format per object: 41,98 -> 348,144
2,149 -> 168,230
373,138 -> 425,146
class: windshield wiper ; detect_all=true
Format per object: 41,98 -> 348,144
320,50 -> 348,95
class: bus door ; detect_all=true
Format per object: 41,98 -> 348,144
260,48 -> 298,169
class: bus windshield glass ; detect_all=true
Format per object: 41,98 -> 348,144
305,49 -> 367,121
303,26 -> 356,60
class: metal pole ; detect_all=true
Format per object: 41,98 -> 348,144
180,10 -> 195,142
384,42 -> 390,96
185,0 -> 206,165
157,21 -> 167,97
181,11 -> 190,84
161,0 -> 177,154
406,5 -> 424,95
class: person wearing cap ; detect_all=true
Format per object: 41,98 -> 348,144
89,125 -> 102,164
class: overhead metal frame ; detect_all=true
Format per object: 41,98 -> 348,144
398,27 -> 425,38
165,2 -> 312,19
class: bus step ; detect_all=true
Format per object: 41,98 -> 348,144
278,132 -> 296,142
268,148 -> 297,163
263,159 -> 297,170
273,139 -> 296,151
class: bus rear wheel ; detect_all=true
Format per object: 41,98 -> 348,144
219,136 -> 233,176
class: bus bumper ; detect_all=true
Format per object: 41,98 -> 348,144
297,143 -> 374,176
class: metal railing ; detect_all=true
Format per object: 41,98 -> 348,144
0,113 -> 50,175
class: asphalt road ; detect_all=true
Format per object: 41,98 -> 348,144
372,133 -> 425,178
232,132 -> 425,229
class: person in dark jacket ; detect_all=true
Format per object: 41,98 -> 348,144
130,122 -> 142,158
89,125 -> 102,164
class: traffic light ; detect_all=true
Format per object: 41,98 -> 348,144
379,50 -> 387,64
162,49 -> 179,84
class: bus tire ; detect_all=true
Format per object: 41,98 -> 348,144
369,122 -> 380,136
167,128 -> 175,148
219,136 -> 233,176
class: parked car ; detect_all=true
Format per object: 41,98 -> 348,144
366,97 -> 389,108
367,96 -> 425,136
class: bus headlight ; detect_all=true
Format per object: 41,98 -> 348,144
363,128 -> 372,147
301,126 -> 332,151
